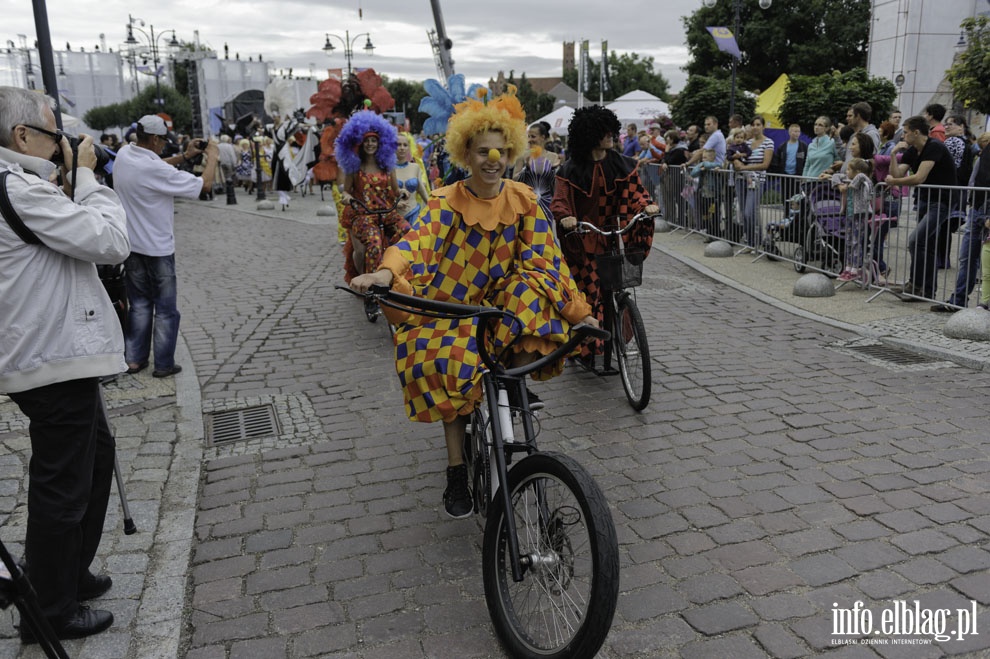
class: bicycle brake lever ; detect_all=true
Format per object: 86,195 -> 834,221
368,283 -> 392,297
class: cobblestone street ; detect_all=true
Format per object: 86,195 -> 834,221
3,193 -> 989,657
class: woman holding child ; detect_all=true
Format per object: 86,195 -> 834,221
732,116 -> 774,250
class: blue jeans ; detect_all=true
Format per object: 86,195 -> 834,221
948,205 -> 988,306
124,253 -> 180,369
735,179 -> 763,248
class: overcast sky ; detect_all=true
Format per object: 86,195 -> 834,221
5,0 -> 702,93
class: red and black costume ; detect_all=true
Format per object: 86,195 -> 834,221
551,149 -> 654,358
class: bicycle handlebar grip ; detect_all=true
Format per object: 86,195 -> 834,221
572,322 -> 611,342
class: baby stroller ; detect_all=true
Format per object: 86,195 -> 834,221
761,191 -> 807,261
794,181 -> 845,274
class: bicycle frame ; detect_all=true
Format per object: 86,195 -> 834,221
573,213 -> 651,372
337,284 -> 608,583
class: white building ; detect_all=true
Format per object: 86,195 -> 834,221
1,44 -> 129,126
2,37 -> 281,137
868,0 -> 988,120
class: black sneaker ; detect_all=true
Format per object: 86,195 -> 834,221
443,464 -> 473,519
505,385 -> 545,412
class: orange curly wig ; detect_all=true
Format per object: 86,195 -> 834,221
444,85 -> 527,171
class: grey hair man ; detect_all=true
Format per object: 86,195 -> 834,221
0,86 -> 129,643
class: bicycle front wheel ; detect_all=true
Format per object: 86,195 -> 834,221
482,452 -> 619,659
614,294 -> 651,411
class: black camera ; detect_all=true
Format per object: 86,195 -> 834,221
52,136 -> 113,172
194,139 -> 208,150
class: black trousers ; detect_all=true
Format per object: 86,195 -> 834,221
9,378 -> 115,621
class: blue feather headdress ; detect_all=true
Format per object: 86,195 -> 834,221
334,110 -> 398,174
417,74 -> 486,136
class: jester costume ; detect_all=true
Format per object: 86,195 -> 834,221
551,138 -> 654,359
379,180 -> 591,423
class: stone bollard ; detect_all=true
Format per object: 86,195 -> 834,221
793,273 -> 836,298
257,200 -> 275,211
943,308 -> 990,341
316,206 -> 336,217
655,219 -> 674,233
703,240 -> 734,258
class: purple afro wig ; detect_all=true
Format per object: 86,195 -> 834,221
334,110 -> 398,174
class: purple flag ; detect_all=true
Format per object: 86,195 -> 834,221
707,26 -> 741,60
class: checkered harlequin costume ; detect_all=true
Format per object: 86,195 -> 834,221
378,180 -> 592,423
551,150 -> 654,357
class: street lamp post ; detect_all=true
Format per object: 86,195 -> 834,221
125,14 -> 179,107
321,30 -> 374,77
702,0 -> 772,118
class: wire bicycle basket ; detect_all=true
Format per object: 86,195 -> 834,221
596,249 -> 644,289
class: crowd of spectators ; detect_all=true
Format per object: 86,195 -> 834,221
613,102 -> 988,310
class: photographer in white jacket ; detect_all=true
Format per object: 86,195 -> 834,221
0,86 -> 129,643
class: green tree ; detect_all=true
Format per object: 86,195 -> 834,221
947,16 -> 990,114
669,75 -> 756,129
682,0 -> 870,94
83,102 -> 132,131
778,68 -> 896,134
127,84 -> 192,132
608,52 -> 670,100
505,72 -> 556,123
383,77 -> 429,133
563,50 -> 670,103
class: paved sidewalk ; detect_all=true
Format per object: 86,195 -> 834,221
2,189 -> 989,658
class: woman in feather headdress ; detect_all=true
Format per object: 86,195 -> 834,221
335,109 -> 409,282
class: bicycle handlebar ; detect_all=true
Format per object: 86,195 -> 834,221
572,212 -> 658,237
336,284 -> 609,377
347,195 -> 400,215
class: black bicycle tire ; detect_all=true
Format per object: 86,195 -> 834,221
615,295 -> 651,411
467,404 -> 493,518
482,452 -> 619,659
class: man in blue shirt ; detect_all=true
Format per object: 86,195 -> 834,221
621,123 -> 639,157
770,123 -> 807,206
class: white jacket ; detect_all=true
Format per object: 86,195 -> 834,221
0,146 -> 130,393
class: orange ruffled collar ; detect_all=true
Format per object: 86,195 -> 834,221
436,180 -> 535,230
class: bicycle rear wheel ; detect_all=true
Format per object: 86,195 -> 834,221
482,452 -> 619,659
614,294 -> 651,411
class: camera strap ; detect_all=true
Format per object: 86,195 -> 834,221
0,170 -> 44,245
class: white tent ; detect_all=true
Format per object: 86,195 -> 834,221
533,105 -> 574,136
605,91 -> 669,130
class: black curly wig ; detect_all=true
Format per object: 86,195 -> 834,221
567,105 -> 620,162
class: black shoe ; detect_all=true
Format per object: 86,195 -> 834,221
930,303 -> 956,313
505,385 -> 544,411
443,464 -> 473,519
152,365 -> 182,378
78,572 -> 112,601
20,605 -> 113,644
125,361 -> 148,374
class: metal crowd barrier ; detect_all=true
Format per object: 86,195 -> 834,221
642,162 -> 989,309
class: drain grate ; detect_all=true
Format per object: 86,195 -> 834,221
205,404 -> 280,446
843,343 -> 941,365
